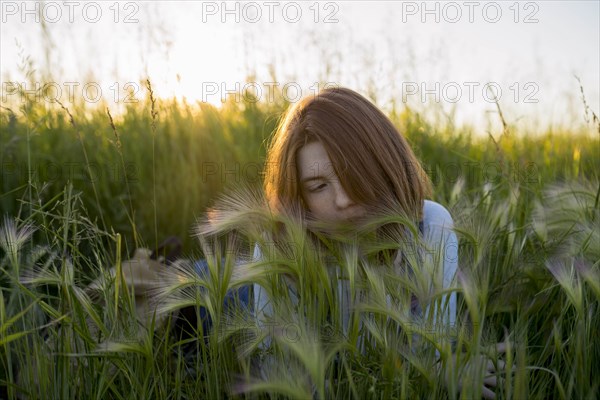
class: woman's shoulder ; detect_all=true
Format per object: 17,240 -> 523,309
422,200 -> 454,229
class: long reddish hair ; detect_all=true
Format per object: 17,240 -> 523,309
264,87 -> 431,226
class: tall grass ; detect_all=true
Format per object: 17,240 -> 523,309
1,76 -> 599,398
1,175 -> 598,398
2,87 -> 597,253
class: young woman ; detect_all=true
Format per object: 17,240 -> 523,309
193,86 -> 505,398
254,85 -> 457,334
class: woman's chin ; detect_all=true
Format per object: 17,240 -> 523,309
306,218 -> 364,238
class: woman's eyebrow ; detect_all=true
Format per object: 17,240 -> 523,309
301,176 -> 326,184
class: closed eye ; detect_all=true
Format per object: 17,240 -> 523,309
308,183 -> 327,192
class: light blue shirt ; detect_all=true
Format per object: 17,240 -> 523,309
252,200 -> 458,346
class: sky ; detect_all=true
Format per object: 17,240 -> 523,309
1,1 -> 599,134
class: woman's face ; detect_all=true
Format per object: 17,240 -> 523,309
297,141 -> 366,223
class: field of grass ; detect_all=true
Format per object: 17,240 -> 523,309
1,81 -> 599,399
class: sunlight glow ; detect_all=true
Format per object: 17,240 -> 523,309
1,1 -> 598,132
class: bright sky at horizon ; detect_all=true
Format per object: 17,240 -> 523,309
1,1 -> 598,134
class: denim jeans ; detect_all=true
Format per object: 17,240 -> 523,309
185,259 -> 251,336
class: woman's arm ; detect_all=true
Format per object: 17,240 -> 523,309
421,200 -> 458,333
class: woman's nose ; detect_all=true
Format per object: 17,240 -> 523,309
334,181 -> 354,209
